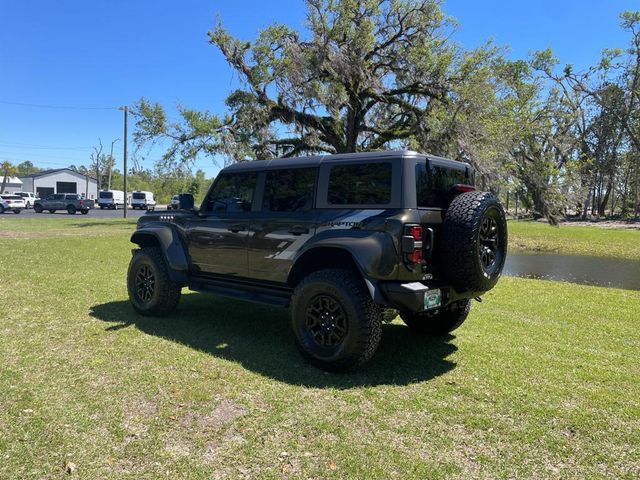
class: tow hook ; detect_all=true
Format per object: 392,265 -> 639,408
474,296 -> 482,302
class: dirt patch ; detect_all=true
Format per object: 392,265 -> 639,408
179,400 -> 248,431
123,395 -> 158,437
561,220 -> 640,230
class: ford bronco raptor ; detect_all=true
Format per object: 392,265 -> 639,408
127,151 -> 507,371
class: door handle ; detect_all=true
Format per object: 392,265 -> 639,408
227,224 -> 246,233
288,226 -> 309,236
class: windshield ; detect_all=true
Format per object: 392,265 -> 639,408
132,193 -> 145,199
99,192 -> 113,199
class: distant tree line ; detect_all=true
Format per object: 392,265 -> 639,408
2,159 -> 210,204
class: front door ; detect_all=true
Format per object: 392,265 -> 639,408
248,167 -> 318,283
186,171 -> 258,278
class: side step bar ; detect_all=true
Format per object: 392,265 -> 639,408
188,277 -> 292,308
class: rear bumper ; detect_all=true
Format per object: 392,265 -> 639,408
379,281 -> 471,312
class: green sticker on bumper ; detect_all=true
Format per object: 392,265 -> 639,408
424,289 -> 442,310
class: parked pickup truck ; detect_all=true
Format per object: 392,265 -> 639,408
34,193 -> 95,215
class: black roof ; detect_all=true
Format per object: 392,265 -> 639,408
223,150 -> 469,172
21,168 -> 97,181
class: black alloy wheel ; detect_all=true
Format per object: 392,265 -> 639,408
134,264 -> 155,303
305,294 -> 349,348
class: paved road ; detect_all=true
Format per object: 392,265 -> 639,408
12,206 -> 170,219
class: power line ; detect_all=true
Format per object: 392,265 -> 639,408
0,99 -> 118,110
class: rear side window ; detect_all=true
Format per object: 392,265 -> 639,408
416,163 -> 470,208
263,168 -> 317,212
327,163 -> 392,205
205,172 -> 257,213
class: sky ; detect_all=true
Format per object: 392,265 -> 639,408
0,0 -> 637,179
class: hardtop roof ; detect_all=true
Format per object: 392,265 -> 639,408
222,150 -> 470,173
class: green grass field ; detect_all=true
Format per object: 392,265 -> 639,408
1,217 -> 638,479
508,220 -> 640,260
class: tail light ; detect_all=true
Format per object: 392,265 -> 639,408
452,184 -> 476,193
402,224 -> 423,266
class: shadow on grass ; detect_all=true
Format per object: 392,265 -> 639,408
90,294 -> 457,388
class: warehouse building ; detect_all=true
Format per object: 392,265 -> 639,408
0,176 -> 23,194
20,168 -> 98,199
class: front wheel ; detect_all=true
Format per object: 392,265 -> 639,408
290,269 -> 382,372
127,247 -> 181,316
400,299 -> 471,336
13,209 -> 21,214
49,210 -> 55,213
81,209 -> 89,215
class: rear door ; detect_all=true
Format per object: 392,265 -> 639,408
248,167 -> 318,283
186,171 -> 258,277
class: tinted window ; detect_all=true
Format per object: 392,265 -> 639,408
416,163 -> 470,208
53,194 -> 65,200
263,168 -> 316,212
99,192 -> 113,199
133,192 -> 145,199
327,163 -> 392,205
205,172 -> 257,213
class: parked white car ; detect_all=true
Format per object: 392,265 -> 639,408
15,191 -> 39,208
0,194 -> 26,214
131,191 -> 156,210
98,190 -> 126,209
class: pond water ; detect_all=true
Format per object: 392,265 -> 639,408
503,253 -> 640,291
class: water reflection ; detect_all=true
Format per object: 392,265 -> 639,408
504,253 -> 640,290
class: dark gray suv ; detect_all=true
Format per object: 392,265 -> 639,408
126,151 -> 507,371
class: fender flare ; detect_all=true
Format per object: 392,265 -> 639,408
289,230 -> 398,303
130,226 -> 189,283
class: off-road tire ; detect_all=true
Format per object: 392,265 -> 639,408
127,246 -> 181,316
13,209 -> 20,214
49,209 -> 55,213
290,268 -> 382,372
34,204 -> 43,213
0,205 -> 4,214
400,299 -> 471,335
442,191 -> 507,292
67,205 -> 76,214
81,209 -> 89,215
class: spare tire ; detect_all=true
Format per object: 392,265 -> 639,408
442,191 -> 507,293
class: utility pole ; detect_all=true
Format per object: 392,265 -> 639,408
108,138 -> 119,190
119,106 -> 128,218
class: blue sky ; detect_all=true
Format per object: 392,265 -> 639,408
0,0 -> 637,178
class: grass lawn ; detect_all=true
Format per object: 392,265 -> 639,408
1,217 -> 638,479
508,220 -> 640,260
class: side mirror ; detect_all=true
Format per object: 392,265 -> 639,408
178,193 -> 195,210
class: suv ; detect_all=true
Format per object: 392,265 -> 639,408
126,151 -> 507,371
0,195 -> 25,214
34,193 -> 94,214
15,192 -> 39,208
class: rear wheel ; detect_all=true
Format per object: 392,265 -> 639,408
13,209 -> 20,214
127,247 -> 181,316
67,205 -> 76,214
49,210 -> 55,213
0,205 -> 4,214
290,269 -> 382,372
34,204 -> 43,213
400,299 -> 471,336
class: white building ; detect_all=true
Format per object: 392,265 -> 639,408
0,176 -> 23,194
20,169 -> 98,199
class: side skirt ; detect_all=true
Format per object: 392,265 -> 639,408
188,275 -> 292,308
